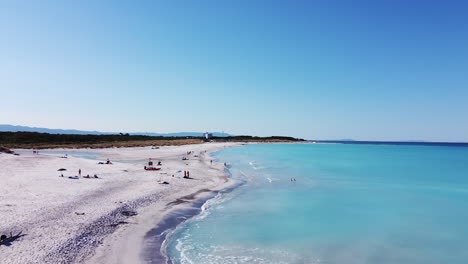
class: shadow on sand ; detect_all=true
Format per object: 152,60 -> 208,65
0,232 -> 26,247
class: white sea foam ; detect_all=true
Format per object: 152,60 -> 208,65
168,185 -> 242,263
174,242 -> 310,264
249,161 -> 265,170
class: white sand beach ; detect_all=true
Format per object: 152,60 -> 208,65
0,142 -> 239,264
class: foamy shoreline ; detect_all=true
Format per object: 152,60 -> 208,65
0,142 -> 241,264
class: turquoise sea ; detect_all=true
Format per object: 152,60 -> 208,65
165,143 -> 468,264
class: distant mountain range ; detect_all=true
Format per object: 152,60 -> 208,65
0,124 -> 233,137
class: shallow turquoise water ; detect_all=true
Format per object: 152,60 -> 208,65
166,144 -> 468,264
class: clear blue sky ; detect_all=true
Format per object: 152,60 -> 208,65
1,0 -> 467,141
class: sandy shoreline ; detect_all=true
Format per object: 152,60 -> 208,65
0,142 -> 241,264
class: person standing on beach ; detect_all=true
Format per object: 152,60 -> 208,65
78,169 -> 81,177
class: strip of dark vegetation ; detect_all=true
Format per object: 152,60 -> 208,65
212,135 -> 305,142
0,131 -> 194,145
0,132 -> 304,148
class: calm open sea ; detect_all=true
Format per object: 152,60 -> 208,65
165,143 -> 468,264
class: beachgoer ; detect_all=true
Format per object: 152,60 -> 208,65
184,171 -> 187,177
187,171 -> 190,177
78,169 -> 81,176
210,160 -> 213,165
60,173 -> 64,177
94,174 -> 99,178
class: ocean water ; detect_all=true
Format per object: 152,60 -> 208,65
165,143 -> 468,264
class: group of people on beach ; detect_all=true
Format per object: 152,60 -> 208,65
59,168 -> 98,179
183,150 -> 198,160
183,170 -> 191,179
98,159 -> 112,165
78,168 -> 99,178
290,178 -> 297,182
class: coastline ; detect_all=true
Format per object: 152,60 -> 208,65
0,142 -> 241,264
86,144 -> 241,264
141,173 -> 244,264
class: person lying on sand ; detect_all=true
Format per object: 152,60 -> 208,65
80,174 -> 98,179
0,232 -> 25,246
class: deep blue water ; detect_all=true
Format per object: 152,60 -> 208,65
165,143 -> 468,264
314,140 -> 468,147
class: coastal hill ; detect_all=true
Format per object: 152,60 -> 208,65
0,124 -> 232,138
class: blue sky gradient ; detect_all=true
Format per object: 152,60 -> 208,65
1,0 -> 467,141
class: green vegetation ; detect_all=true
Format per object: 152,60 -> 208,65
211,135 -> 305,142
0,132 -> 201,149
0,132 -> 304,149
